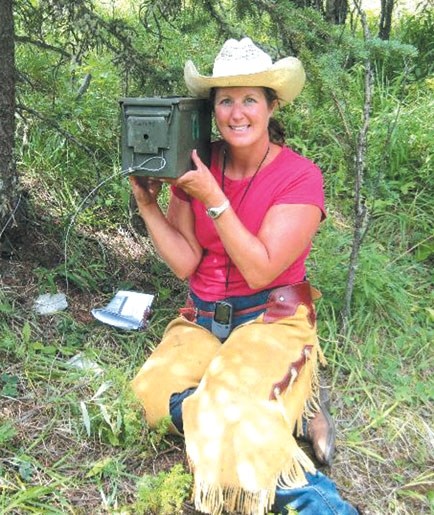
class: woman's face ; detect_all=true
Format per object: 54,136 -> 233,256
213,87 -> 276,149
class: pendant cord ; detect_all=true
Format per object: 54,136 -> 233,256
221,145 -> 270,294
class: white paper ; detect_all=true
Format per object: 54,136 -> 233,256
67,353 -> 103,375
91,290 -> 154,330
33,293 -> 68,315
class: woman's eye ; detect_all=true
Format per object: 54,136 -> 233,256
219,98 -> 232,106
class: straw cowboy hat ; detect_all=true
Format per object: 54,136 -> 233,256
184,37 -> 306,105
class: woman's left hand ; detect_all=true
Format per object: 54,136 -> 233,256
173,150 -> 226,207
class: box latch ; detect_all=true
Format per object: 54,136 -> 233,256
127,116 -> 170,154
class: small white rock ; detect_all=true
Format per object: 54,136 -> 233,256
33,293 -> 68,315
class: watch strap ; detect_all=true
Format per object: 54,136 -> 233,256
206,199 -> 230,219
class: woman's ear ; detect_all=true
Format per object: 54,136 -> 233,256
269,99 -> 278,116
269,101 -> 278,120
273,99 -> 279,110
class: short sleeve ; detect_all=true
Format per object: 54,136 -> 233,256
171,185 -> 191,202
274,161 -> 326,220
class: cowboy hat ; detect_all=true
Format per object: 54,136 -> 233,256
184,37 -> 306,105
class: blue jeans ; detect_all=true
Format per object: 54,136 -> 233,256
274,473 -> 358,514
170,290 -> 358,515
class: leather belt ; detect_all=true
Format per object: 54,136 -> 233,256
180,281 -> 319,326
179,300 -> 274,320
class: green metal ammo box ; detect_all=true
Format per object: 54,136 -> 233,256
119,96 -> 211,178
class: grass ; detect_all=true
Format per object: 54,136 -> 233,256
0,290 -> 183,513
1,191 -> 433,514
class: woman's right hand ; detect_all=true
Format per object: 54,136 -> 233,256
129,175 -> 163,208
174,150 -> 225,207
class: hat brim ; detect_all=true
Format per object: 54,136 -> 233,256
184,57 -> 306,106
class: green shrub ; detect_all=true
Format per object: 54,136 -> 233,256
134,464 -> 192,514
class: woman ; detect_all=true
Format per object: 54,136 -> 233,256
130,38 -> 357,515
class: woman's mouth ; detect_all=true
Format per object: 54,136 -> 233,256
229,125 -> 249,132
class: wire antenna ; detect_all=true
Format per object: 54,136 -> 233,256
63,154 -> 166,293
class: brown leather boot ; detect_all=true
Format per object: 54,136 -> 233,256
305,385 -> 336,466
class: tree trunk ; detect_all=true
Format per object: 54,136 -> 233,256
326,0 -> 348,24
340,5 -> 374,332
290,0 -> 323,13
0,0 -> 20,243
378,0 -> 395,40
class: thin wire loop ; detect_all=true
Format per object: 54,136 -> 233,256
63,154 -> 166,293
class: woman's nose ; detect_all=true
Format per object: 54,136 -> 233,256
230,101 -> 244,119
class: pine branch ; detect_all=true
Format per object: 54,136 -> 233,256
15,35 -> 71,58
201,0 -> 244,40
16,103 -> 95,158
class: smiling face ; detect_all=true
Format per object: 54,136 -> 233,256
213,87 -> 276,149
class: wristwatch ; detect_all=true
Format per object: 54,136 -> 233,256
206,199 -> 230,219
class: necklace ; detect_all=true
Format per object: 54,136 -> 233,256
221,145 -> 270,293
221,145 -> 270,207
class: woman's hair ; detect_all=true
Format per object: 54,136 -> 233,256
209,87 -> 286,146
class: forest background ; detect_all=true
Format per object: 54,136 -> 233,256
0,0 -> 433,513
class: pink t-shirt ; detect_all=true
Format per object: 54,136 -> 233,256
172,141 -> 325,301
